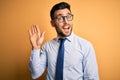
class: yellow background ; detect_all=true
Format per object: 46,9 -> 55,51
0,0 -> 120,80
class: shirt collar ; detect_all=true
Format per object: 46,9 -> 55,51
55,32 -> 74,42
66,32 -> 74,42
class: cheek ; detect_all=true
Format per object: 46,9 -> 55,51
69,21 -> 73,25
55,22 -> 63,29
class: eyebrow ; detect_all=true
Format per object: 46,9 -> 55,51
56,13 -> 71,16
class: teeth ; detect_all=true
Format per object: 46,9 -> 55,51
64,27 -> 68,29
63,27 -> 68,29
63,26 -> 69,29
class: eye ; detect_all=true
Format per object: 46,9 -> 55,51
57,16 -> 62,19
56,16 -> 63,22
67,14 -> 72,18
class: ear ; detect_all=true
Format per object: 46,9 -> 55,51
50,20 -> 55,27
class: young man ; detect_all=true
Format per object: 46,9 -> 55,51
29,2 -> 99,80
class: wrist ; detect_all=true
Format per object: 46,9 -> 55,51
32,46 -> 41,50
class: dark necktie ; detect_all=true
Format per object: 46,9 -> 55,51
55,38 -> 66,80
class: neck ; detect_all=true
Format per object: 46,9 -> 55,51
58,36 -> 66,39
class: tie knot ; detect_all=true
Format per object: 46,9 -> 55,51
59,38 -> 66,44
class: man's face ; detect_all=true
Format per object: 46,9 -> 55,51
51,8 -> 73,38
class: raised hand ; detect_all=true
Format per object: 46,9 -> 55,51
29,25 -> 45,50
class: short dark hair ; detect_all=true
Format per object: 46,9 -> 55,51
50,2 -> 71,20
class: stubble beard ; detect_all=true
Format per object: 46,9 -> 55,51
55,24 -> 72,38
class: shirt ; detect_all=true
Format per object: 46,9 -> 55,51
29,33 -> 99,80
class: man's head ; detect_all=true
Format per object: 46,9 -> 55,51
50,2 -> 71,20
50,2 -> 73,38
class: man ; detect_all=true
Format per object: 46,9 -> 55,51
29,2 -> 99,80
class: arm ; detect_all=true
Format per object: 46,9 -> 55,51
29,48 -> 47,79
28,25 -> 46,79
83,42 -> 99,80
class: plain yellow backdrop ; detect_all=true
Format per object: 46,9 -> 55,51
0,0 -> 120,80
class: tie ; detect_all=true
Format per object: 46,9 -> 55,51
55,38 -> 66,80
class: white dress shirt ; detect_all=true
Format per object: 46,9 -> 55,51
29,33 -> 99,80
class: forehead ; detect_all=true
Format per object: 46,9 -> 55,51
54,8 -> 71,16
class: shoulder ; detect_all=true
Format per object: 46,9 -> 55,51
73,35 -> 95,57
73,34 -> 94,50
46,38 -> 58,45
74,34 -> 91,44
42,38 -> 58,48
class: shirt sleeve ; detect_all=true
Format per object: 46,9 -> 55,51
83,42 -> 99,80
29,48 -> 47,79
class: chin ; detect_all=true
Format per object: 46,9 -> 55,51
58,29 -> 72,37
64,32 -> 71,37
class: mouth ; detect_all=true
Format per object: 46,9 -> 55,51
63,25 -> 70,30
62,25 -> 71,33
57,25 -> 72,37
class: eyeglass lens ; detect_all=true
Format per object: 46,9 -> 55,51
55,14 -> 73,23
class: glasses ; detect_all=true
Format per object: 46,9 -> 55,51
53,14 -> 73,23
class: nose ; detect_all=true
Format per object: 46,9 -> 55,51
63,17 -> 68,24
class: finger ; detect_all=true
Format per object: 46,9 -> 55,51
31,25 -> 35,34
34,25 -> 37,33
35,25 -> 40,34
41,31 -> 45,38
35,25 -> 41,37
28,29 -> 32,37
31,24 -> 37,34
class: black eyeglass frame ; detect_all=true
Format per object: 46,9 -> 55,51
53,13 -> 74,23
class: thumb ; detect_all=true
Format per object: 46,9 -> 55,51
41,31 -> 45,38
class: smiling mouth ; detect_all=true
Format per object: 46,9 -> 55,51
62,26 -> 70,33
63,27 -> 69,29
63,25 -> 70,29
